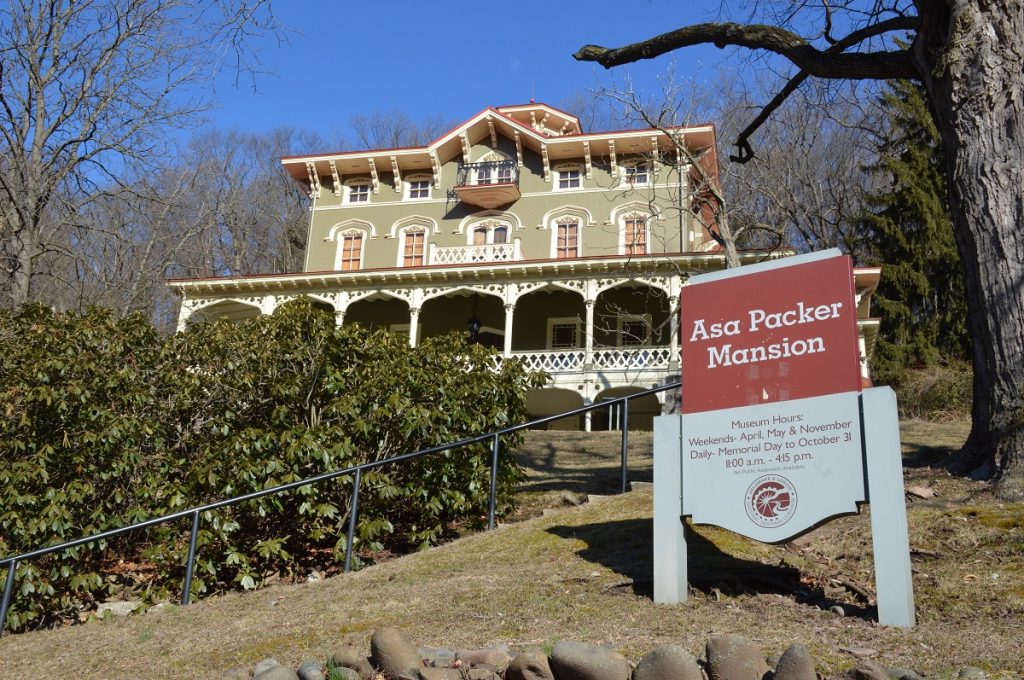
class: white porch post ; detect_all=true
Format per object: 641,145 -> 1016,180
669,295 -> 680,369
409,307 -> 421,348
334,309 -> 346,327
503,304 -> 515,358
584,395 -> 593,432
584,298 -> 595,366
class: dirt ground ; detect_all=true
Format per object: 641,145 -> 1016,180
1,419 -> 1022,679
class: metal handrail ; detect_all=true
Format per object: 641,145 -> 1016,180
0,380 -> 681,637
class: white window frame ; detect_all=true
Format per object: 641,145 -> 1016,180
345,179 -> 371,204
546,316 -> 581,350
465,219 -> 512,246
335,228 -> 367,271
553,163 -> 583,191
619,212 -> 652,256
404,174 -> 432,200
551,217 -> 581,259
616,313 -> 653,347
622,160 -> 651,187
397,226 -> 428,267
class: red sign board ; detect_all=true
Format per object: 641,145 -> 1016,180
680,252 -> 861,414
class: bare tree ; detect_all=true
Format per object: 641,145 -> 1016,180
575,2 -> 1024,496
0,0 -> 281,308
349,110 -> 457,150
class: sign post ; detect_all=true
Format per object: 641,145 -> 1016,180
653,249 -> 914,627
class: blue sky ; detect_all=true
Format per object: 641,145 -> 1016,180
204,1 -> 740,145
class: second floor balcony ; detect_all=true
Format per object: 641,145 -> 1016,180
428,241 -> 522,265
454,160 -> 521,208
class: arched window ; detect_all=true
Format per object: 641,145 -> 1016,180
555,219 -> 579,259
621,213 -> 649,256
399,226 -> 427,267
336,229 -> 366,270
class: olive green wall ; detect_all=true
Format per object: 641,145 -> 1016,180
303,137 -> 691,273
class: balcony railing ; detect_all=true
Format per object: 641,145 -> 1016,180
429,241 -> 522,266
453,160 -> 521,208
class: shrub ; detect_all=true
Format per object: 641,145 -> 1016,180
891,361 -> 973,421
0,299 -> 544,630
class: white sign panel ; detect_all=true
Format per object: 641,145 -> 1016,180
681,391 -> 865,543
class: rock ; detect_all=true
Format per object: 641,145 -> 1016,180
298,660 -> 326,680
329,668 -> 362,680
419,647 -> 457,666
830,605 -> 846,617
456,648 -> 512,669
888,670 -> 924,680
371,627 -> 423,679
222,668 -> 249,680
506,652 -> 556,680
147,602 -> 175,615
420,669 -> 463,680
95,600 -> 142,618
560,490 -> 587,506
633,644 -> 702,680
255,659 -> 281,675
469,670 -> 499,680
256,666 -> 300,680
331,646 -> 376,679
906,485 -> 935,499
705,634 -> 769,680
836,660 -> 890,680
773,643 -> 816,680
957,669 -> 989,680
549,640 -> 631,680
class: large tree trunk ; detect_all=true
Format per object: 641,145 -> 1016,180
915,3 -> 1024,498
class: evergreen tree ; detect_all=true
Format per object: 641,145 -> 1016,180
860,80 -> 970,384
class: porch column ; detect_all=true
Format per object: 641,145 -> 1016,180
409,307 -> 421,348
669,295 -> 680,369
584,298 -> 595,366
503,304 -> 515,358
583,396 -> 593,432
334,309 -> 346,327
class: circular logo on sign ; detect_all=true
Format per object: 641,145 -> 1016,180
744,475 -> 797,528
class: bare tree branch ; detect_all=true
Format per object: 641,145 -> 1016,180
574,19 -> 918,80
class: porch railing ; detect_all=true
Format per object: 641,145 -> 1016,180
455,160 -> 520,187
0,381 -> 681,638
593,347 -> 673,370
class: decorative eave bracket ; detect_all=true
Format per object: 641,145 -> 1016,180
540,144 -> 551,182
514,131 -> 524,167
460,132 -> 472,161
305,162 -> 321,198
609,139 -> 618,175
367,158 -> 380,194
390,155 -> 402,193
429,150 -> 442,188
329,160 -> 342,197
487,120 -> 497,148
583,141 -> 592,179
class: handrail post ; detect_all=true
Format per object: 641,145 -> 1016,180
0,559 -> 17,639
487,433 -> 500,530
620,398 -> 630,493
182,511 -> 201,605
344,467 -> 362,573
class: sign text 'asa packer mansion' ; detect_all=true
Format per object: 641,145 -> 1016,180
168,102 -> 880,430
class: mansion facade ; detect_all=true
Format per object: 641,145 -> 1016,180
168,102 -> 880,429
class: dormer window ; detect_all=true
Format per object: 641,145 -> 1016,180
346,179 -> 370,204
555,164 -> 583,190
406,174 -> 432,200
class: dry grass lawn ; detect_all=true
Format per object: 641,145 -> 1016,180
2,419 -> 1022,679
